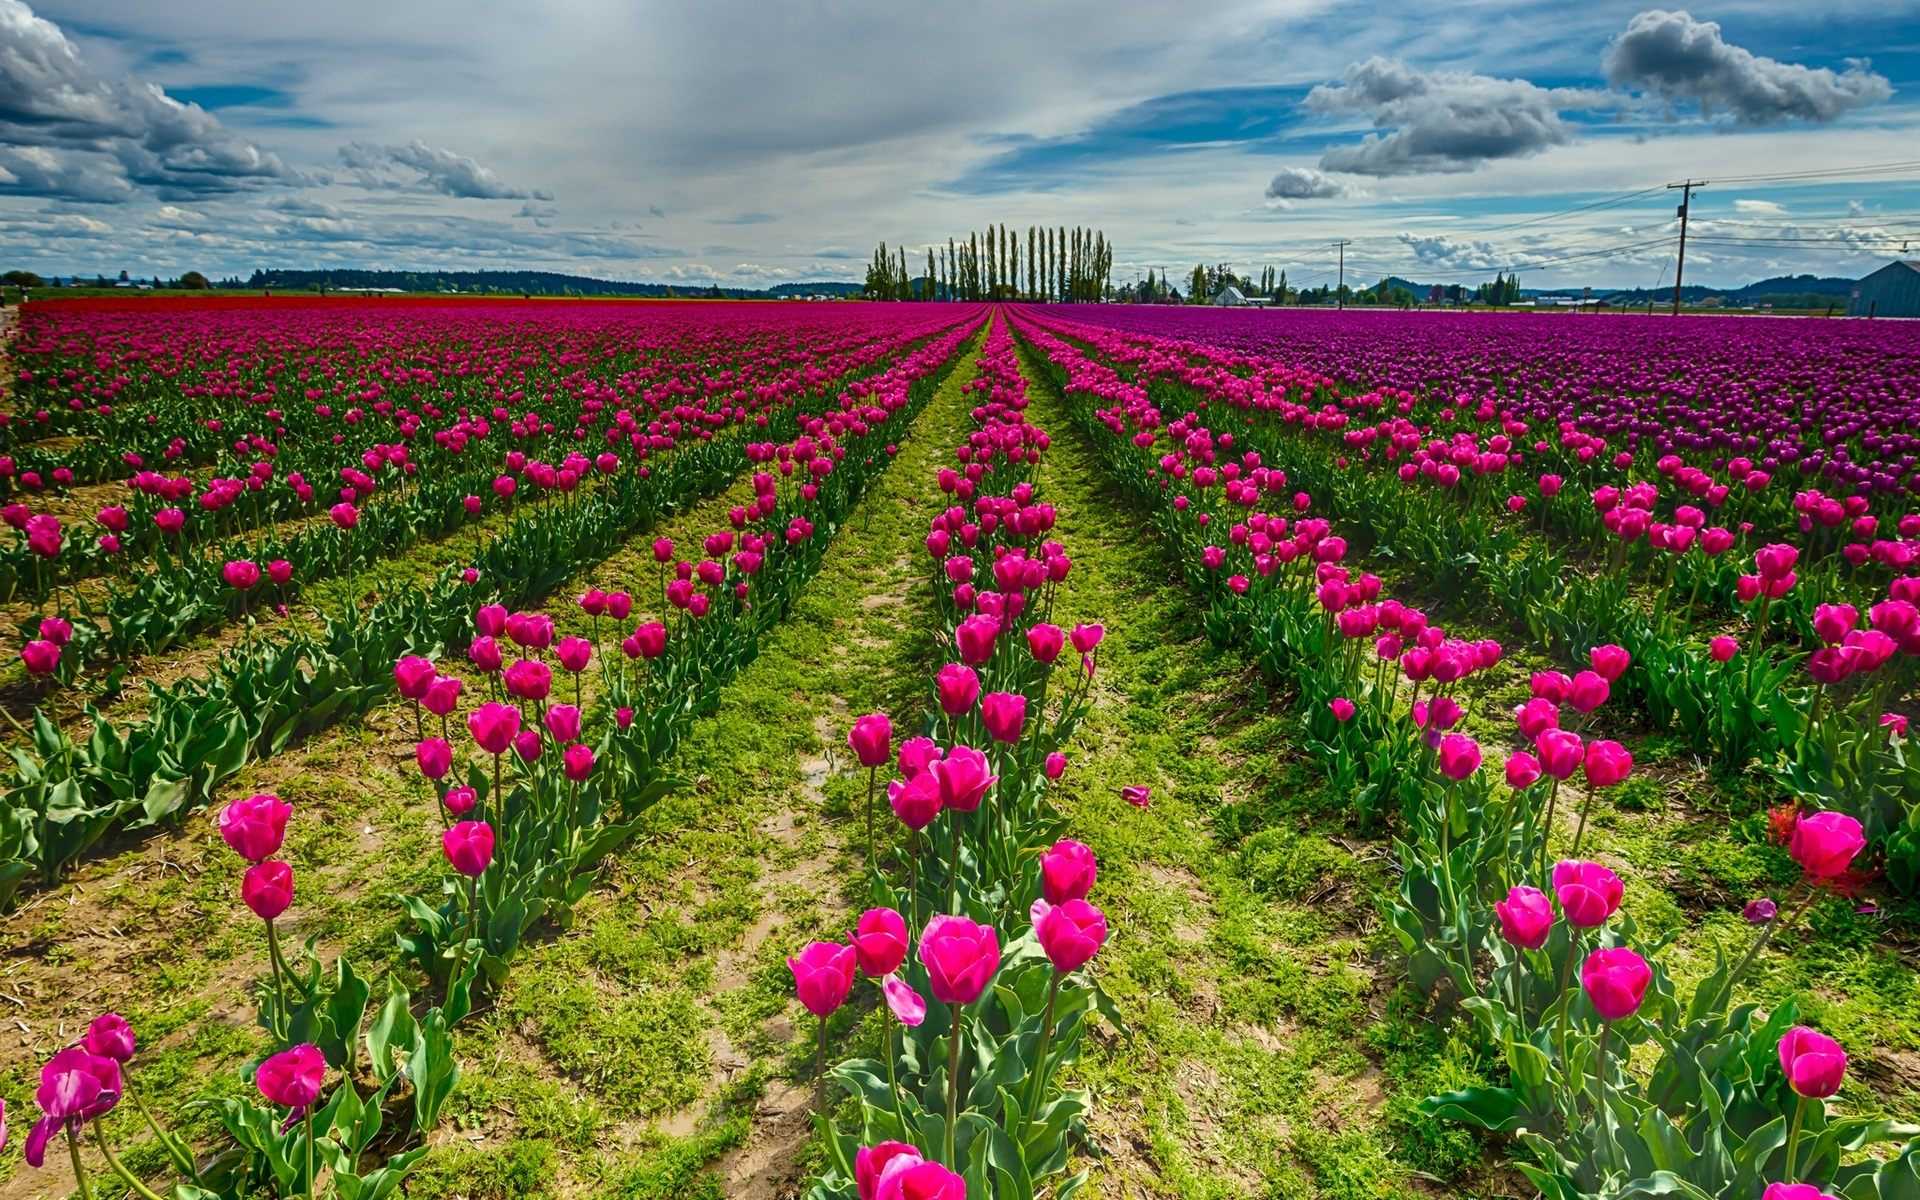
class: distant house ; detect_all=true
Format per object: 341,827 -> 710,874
1848,261 -> 1920,317
1212,285 -> 1248,307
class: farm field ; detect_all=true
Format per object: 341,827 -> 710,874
1,295 -> 1917,1200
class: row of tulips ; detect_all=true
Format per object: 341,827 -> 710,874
7,305 -> 960,668
395,316 -> 984,998
1010,309 -> 1920,1200
804,317 -> 1117,1200
1,314 -> 985,1198
1014,308 -> 1920,892
0,310 -> 986,908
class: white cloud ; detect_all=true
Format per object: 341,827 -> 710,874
1731,198 -> 1786,216
0,0 -> 306,202
338,140 -> 551,200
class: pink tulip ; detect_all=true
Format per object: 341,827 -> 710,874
1044,751 -> 1067,779
1762,1186 -> 1838,1200
1755,543 -> 1798,580
1040,838 -> 1098,904
1536,729 -> 1585,780
1582,740 -> 1633,788
1552,859 -> 1623,927
1330,697 -> 1356,722
1778,1025 -> 1847,1098
1027,623 -> 1064,663
1567,670 -> 1610,714
23,1047 -> 122,1166
954,614 -> 998,664
898,736 -> 941,778
1121,785 -> 1152,808
629,621 -> 667,659
545,703 -> 582,743
467,635 -> 504,673
442,821 -> 495,876
787,940 -> 856,1017
1581,946 -> 1652,1021
1588,644 -> 1630,682
255,1043 -> 325,1109
1709,635 -> 1739,662
474,604 -> 508,636
875,1159 -> 966,1200
848,713 -> 893,768
855,1142 -> 923,1200
887,770 -> 943,830
931,745 -> 995,813
219,793 -> 292,862
980,691 -> 1027,743
504,658 -> 552,701
1033,898 -> 1108,973
20,639 -> 59,676
563,743 -> 595,782
83,1013 -> 136,1063
468,702 -> 521,754
918,914 -> 1000,1005
268,559 -> 293,584
1505,751 -> 1542,789
223,559 -> 261,590
850,907 -> 909,977
1789,812 -> 1865,880
555,636 -> 592,672
242,859 -> 294,921
935,663 -> 980,715
443,786 -> 477,816
394,655 -> 436,700
1436,733 -> 1481,781
416,738 -> 453,780
1495,886 -> 1553,949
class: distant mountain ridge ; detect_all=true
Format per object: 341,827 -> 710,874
1363,272 -> 1857,306
244,268 -> 863,299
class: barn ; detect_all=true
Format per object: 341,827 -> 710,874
1848,260 -> 1920,317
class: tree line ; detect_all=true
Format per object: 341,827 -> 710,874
864,226 -> 1115,302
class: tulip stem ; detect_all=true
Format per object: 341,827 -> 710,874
1785,1094 -> 1809,1181
265,919 -> 290,1039
68,1127 -> 96,1200
1720,883 -> 1819,1011
947,811 -> 963,915
93,1122 -> 166,1200
1538,777 -> 1561,882
450,873 -> 480,999
885,1019 -> 907,1133
1592,1023 -> 1610,1163
864,767 -> 877,866
1019,971 -> 1063,1138
1570,787 -> 1595,859
944,1003 -> 965,1168
815,1013 -> 828,1078
126,1071 -> 201,1183
305,1105 -> 317,1200
1554,931 -> 1582,1080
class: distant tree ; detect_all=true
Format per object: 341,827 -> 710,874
1028,226 -> 1037,299
1190,264 -> 1208,302
180,270 -> 210,290
3,270 -> 44,288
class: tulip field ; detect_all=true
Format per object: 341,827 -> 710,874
0,297 -> 1915,1200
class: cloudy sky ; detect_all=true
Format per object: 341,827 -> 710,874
4,0 -> 1918,290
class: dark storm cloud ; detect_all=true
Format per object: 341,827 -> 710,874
1604,10 -> 1892,123
1306,57 -> 1598,176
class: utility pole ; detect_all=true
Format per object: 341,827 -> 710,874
1332,240 -> 1351,309
1667,179 -> 1706,316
